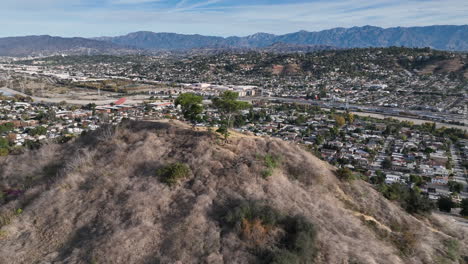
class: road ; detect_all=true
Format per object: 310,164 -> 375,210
245,96 -> 467,131
451,145 -> 468,191
2,87 -> 467,131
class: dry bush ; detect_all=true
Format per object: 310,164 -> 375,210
241,218 -> 273,247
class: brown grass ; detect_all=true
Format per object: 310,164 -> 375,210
0,120 -> 466,264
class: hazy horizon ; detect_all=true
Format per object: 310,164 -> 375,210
1,24 -> 468,39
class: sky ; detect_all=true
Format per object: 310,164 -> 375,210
1,0 -> 467,37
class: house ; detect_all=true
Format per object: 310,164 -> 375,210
385,174 -> 402,184
149,102 -> 174,110
430,152 -> 448,166
431,176 -> 448,185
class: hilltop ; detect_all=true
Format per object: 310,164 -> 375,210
0,120 -> 467,263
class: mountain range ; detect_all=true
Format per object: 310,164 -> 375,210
0,25 -> 467,56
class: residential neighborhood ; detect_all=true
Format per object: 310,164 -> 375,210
1,94 -> 466,211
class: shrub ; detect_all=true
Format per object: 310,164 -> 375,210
216,125 -> 230,141
404,189 -> 433,215
336,167 -> 354,181
460,199 -> 468,217
392,230 -> 417,256
378,183 -> 433,215
448,181 -> 464,193
444,239 -> 460,261
157,162 -> 191,186
437,196 -> 454,213
0,122 -> 14,134
259,154 -> 281,179
224,200 -> 317,264
0,211 -> 13,228
0,137 -> 9,148
27,126 -> 47,136
0,230 -> 7,239
261,170 -> 273,178
264,154 -> 281,170
0,148 -> 8,156
382,158 -> 392,169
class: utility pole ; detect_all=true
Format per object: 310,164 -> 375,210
41,82 -> 45,97
20,77 -> 25,94
346,95 -> 349,111
6,61 -> 11,88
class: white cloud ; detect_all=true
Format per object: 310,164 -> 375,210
109,0 -> 161,4
0,0 -> 466,37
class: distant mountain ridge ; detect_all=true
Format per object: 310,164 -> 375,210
0,25 -> 467,56
98,25 -> 468,51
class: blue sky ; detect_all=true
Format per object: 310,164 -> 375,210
1,0 -> 467,37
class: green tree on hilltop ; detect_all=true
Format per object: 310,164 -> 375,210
175,93 -> 204,127
213,91 -> 250,128
213,91 -> 250,140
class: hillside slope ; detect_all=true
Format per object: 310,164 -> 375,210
0,35 -> 139,57
0,121 -> 467,264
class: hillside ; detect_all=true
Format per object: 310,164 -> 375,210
0,35 -> 139,57
0,120 -> 467,264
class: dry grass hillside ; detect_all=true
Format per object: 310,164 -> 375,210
419,58 -> 468,78
0,120 -> 467,264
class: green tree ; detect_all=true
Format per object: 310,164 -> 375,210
175,93 -> 204,127
445,160 -> 454,170
438,196 -> 454,213
315,135 -> 324,145
295,114 -> 307,125
334,115 -> 346,127
28,126 -> 47,136
405,189 -> 433,215
460,199 -> 468,217
409,174 -> 424,187
345,112 -> 355,124
370,170 -> 386,184
336,167 -> 354,181
448,181 -> 464,194
212,91 -> 250,128
0,123 -> 14,134
382,158 -> 392,169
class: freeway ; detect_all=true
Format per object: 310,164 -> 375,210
2,87 -> 467,131
245,96 -> 468,131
